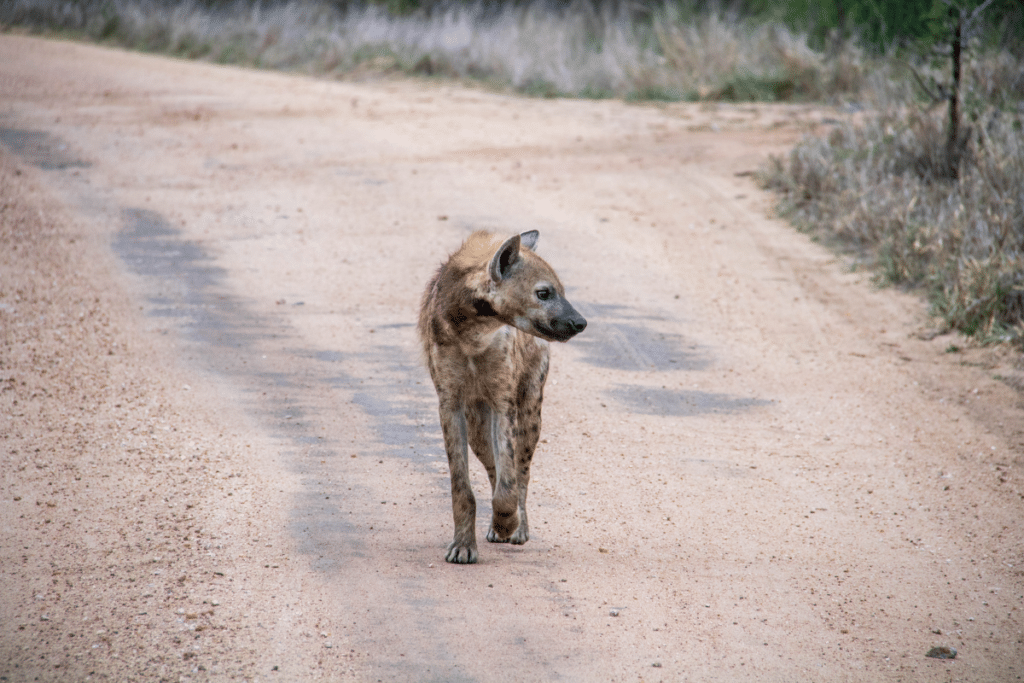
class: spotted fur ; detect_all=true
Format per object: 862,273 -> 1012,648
418,230 -> 587,564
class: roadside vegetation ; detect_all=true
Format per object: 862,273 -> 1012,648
762,102 -> 1023,344
2,0 -> 1022,344
759,1 -> 1024,345
0,0 -> 872,101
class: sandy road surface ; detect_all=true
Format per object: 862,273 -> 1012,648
2,34 -> 1023,682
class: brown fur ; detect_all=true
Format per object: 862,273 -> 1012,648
418,230 -> 586,563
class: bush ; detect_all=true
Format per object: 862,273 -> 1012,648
760,99 -> 1024,343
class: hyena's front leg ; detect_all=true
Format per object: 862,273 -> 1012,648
468,403 -> 519,543
509,397 -> 543,545
438,400 -> 477,564
509,356 -> 547,545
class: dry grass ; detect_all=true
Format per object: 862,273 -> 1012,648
652,8 -> 865,101
0,0 -> 870,101
761,90 -> 1024,343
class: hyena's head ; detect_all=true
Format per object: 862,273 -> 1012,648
488,231 -> 587,343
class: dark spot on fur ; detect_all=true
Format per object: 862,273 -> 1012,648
472,298 -> 497,317
447,309 -> 468,328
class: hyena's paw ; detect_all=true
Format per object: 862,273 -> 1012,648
486,519 -> 527,544
445,540 -> 478,564
485,509 -> 519,543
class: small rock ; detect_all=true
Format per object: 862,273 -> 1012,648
324,642 -> 333,649
609,609 -> 620,617
652,662 -> 662,668
925,646 -> 957,660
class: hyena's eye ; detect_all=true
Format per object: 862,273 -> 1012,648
536,287 -> 552,301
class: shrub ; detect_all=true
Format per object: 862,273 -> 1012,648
761,98 -> 1024,343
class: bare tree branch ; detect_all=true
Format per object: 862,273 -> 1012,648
964,0 -> 996,36
910,64 -> 944,103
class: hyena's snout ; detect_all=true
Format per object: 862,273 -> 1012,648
547,299 -> 587,342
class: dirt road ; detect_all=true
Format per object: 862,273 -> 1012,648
2,34 -> 1022,682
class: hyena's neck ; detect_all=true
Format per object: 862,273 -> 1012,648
447,312 -> 514,360
437,278 -> 505,340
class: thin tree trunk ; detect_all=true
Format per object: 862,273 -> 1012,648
948,9 -> 963,179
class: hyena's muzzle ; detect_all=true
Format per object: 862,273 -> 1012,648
533,296 -> 587,342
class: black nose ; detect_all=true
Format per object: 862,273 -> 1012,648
550,315 -> 587,341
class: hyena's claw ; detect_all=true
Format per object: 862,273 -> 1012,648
486,527 -> 510,543
509,525 -> 529,545
445,542 -> 478,564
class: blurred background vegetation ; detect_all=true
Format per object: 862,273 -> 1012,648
2,0 -> 1022,345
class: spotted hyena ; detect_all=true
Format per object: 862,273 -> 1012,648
418,230 -> 587,564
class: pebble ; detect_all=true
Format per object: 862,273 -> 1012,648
925,646 -> 957,659
609,609 -> 620,617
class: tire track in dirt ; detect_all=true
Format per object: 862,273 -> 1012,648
111,195 -> 477,678
0,123 -> 473,678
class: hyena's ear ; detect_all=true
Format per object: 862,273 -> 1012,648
489,233 -> 522,283
520,230 -> 539,251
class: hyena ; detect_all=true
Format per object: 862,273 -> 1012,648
418,230 -> 587,564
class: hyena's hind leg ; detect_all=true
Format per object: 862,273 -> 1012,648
438,399 -> 478,564
467,402 -> 519,543
509,372 -> 546,545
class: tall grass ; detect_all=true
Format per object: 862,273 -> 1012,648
0,0 -> 868,101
